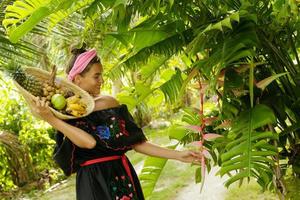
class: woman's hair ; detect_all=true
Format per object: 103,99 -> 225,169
66,44 -> 101,75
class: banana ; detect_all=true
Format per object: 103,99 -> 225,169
65,94 -> 88,117
68,103 -> 86,112
70,110 -> 82,117
66,96 -> 80,104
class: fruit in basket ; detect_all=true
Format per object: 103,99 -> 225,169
65,95 -> 87,117
51,94 -> 67,110
7,64 -> 89,118
11,66 -> 43,96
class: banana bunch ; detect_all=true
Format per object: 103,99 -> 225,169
65,95 -> 87,117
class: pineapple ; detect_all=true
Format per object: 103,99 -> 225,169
9,66 -> 43,97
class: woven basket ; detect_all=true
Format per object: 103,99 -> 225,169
13,67 -> 95,120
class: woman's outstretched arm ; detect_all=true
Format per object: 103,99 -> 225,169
133,142 -> 201,164
28,97 -> 96,149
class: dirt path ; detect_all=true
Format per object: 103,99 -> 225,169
174,167 -> 228,200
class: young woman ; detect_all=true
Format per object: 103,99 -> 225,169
29,47 -> 201,200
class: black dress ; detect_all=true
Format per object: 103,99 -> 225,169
57,105 -> 147,200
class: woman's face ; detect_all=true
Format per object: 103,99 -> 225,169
74,63 -> 104,97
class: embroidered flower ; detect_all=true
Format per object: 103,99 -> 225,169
96,125 -> 111,139
120,196 -> 131,200
119,119 -> 129,136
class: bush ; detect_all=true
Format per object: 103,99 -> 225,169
0,76 -> 58,192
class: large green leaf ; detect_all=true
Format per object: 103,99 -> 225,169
138,143 -> 177,198
220,104 -> 278,189
2,0 -> 94,43
159,68 -> 184,104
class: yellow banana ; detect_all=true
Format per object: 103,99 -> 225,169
70,110 -> 82,117
66,96 -> 80,104
68,103 -> 86,112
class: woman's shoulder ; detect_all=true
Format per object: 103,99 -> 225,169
93,95 -> 120,111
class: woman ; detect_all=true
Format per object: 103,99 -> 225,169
29,47 -> 201,200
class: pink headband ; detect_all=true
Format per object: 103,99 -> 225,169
67,48 -> 97,81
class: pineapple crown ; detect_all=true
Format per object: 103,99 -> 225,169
1,61 -> 21,74
1,62 -> 26,82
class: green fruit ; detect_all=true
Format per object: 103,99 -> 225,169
51,94 -> 66,110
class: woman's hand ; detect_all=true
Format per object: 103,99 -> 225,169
27,96 -> 55,121
175,150 -> 202,165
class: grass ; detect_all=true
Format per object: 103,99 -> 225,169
225,181 -> 278,200
148,162 -> 197,200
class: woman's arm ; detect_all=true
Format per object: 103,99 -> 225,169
29,97 -> 96,149
133,141 -> 201,164
46,117 -> 96,149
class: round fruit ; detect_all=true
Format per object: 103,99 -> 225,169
51,94 -> 67,110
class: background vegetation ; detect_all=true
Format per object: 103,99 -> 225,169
0,0 -> 300,199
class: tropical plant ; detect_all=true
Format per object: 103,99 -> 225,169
1,0 -> 300,198
0,76 -> 57,193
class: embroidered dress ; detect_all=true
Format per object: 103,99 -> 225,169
57,105 -> 147,200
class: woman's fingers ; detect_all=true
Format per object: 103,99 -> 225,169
34,96 -> 48,108
40,97 -> 46,107
34,96 -> 41,107
192,160 -> 201,165
189,151 -> 202,159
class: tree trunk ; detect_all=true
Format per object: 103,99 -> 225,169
0,131 -> 37,187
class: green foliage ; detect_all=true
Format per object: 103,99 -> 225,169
220,104 -> 278,189
2,0 -> 96,43
2,0 -> 300,197
0,76 -> 56,191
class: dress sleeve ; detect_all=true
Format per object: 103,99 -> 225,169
88,105 -> 147,150
53,130 -> 79,176
119,105 -> 147,145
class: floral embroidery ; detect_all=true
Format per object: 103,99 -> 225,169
120,196 -> 131,200
119,119 -> 129,136
110,175 -> 137,200
96,126 -> 111,139
108,117 -> 129,138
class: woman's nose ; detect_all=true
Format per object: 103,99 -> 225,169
99,76 -> 104,84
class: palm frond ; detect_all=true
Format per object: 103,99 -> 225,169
2,0 -> 85,43
47,0 -> 94,30
159,68 -> 184,104
220,104 -> 277,189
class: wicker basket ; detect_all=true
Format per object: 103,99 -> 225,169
13,67 -> 95,120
